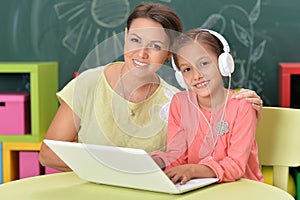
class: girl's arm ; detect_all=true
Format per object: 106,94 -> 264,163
199,101 -> 258,182
151,95 -> 188,168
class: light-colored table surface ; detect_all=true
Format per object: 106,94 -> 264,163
0,172 -> 294,200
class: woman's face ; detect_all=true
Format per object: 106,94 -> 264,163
176,41 -> 223,97
124,18 -> 171,76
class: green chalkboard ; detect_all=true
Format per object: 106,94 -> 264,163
1,0 -> 300,106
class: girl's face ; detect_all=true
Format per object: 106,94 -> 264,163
176,41 -> 223,98
124,18 -> 171,76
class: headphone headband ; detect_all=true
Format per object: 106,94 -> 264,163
200,29 -> 230,53
171,29 -> 231,69
171,29 -> 235,89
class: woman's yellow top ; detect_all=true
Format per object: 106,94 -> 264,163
57,63 -> 179,152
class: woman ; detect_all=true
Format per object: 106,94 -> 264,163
39,2 -> 263,172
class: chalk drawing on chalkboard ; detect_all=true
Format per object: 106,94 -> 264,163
54,0 -> 173,65
54,0 -> 130,55
200,0 -> 268,102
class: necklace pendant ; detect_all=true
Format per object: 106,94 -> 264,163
129,109 -> 135,116
216,120 -> 229,136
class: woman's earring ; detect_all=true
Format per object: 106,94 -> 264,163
165,55 -> 171,63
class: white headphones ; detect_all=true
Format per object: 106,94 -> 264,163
171,29 -> 235,89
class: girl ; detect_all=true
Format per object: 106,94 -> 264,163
151,29 -> 264,184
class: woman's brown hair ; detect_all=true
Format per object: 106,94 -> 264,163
126,2 -> 183,45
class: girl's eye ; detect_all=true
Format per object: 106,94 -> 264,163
199,61 -> 209,67
183,67 -> 191,73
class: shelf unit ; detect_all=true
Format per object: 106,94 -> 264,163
2,141 -> 61,183
0,62 -> 58,183
0,142 -> 2,184
279,63 -> 300,108
2,142 -> 42,182
0,62 -> 58,142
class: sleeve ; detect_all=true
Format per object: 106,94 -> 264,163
199,101 -> 258,182
56,75 -> 87,118
56,67 -> 103,118
56,78 -> 76,108
151,94 -> 188,169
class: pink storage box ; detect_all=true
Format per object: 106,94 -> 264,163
0,92 -> 30,135
19,151 -> 41,179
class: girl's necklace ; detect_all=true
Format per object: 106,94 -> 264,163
119,63 -> 154,116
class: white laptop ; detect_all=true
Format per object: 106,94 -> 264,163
43,139 -> 219,194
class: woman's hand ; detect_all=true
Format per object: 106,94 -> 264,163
232,88 -> 263,120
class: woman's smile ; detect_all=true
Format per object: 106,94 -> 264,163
133,59 -> 149,67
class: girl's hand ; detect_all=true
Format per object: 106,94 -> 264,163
165,164 -> 195,184
165,164 -> 216,185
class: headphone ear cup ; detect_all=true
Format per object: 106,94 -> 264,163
175,71 -> 187,89
218,53 -> 235,77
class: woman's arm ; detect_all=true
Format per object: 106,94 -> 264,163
38,101 -> 79,171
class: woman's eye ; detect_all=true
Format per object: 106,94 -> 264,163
149,43 -> 162,50
130,37 -> 140,43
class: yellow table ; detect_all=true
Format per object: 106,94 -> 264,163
0,172 -> 294,200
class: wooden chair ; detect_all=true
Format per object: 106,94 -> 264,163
256,106 -> 300,192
